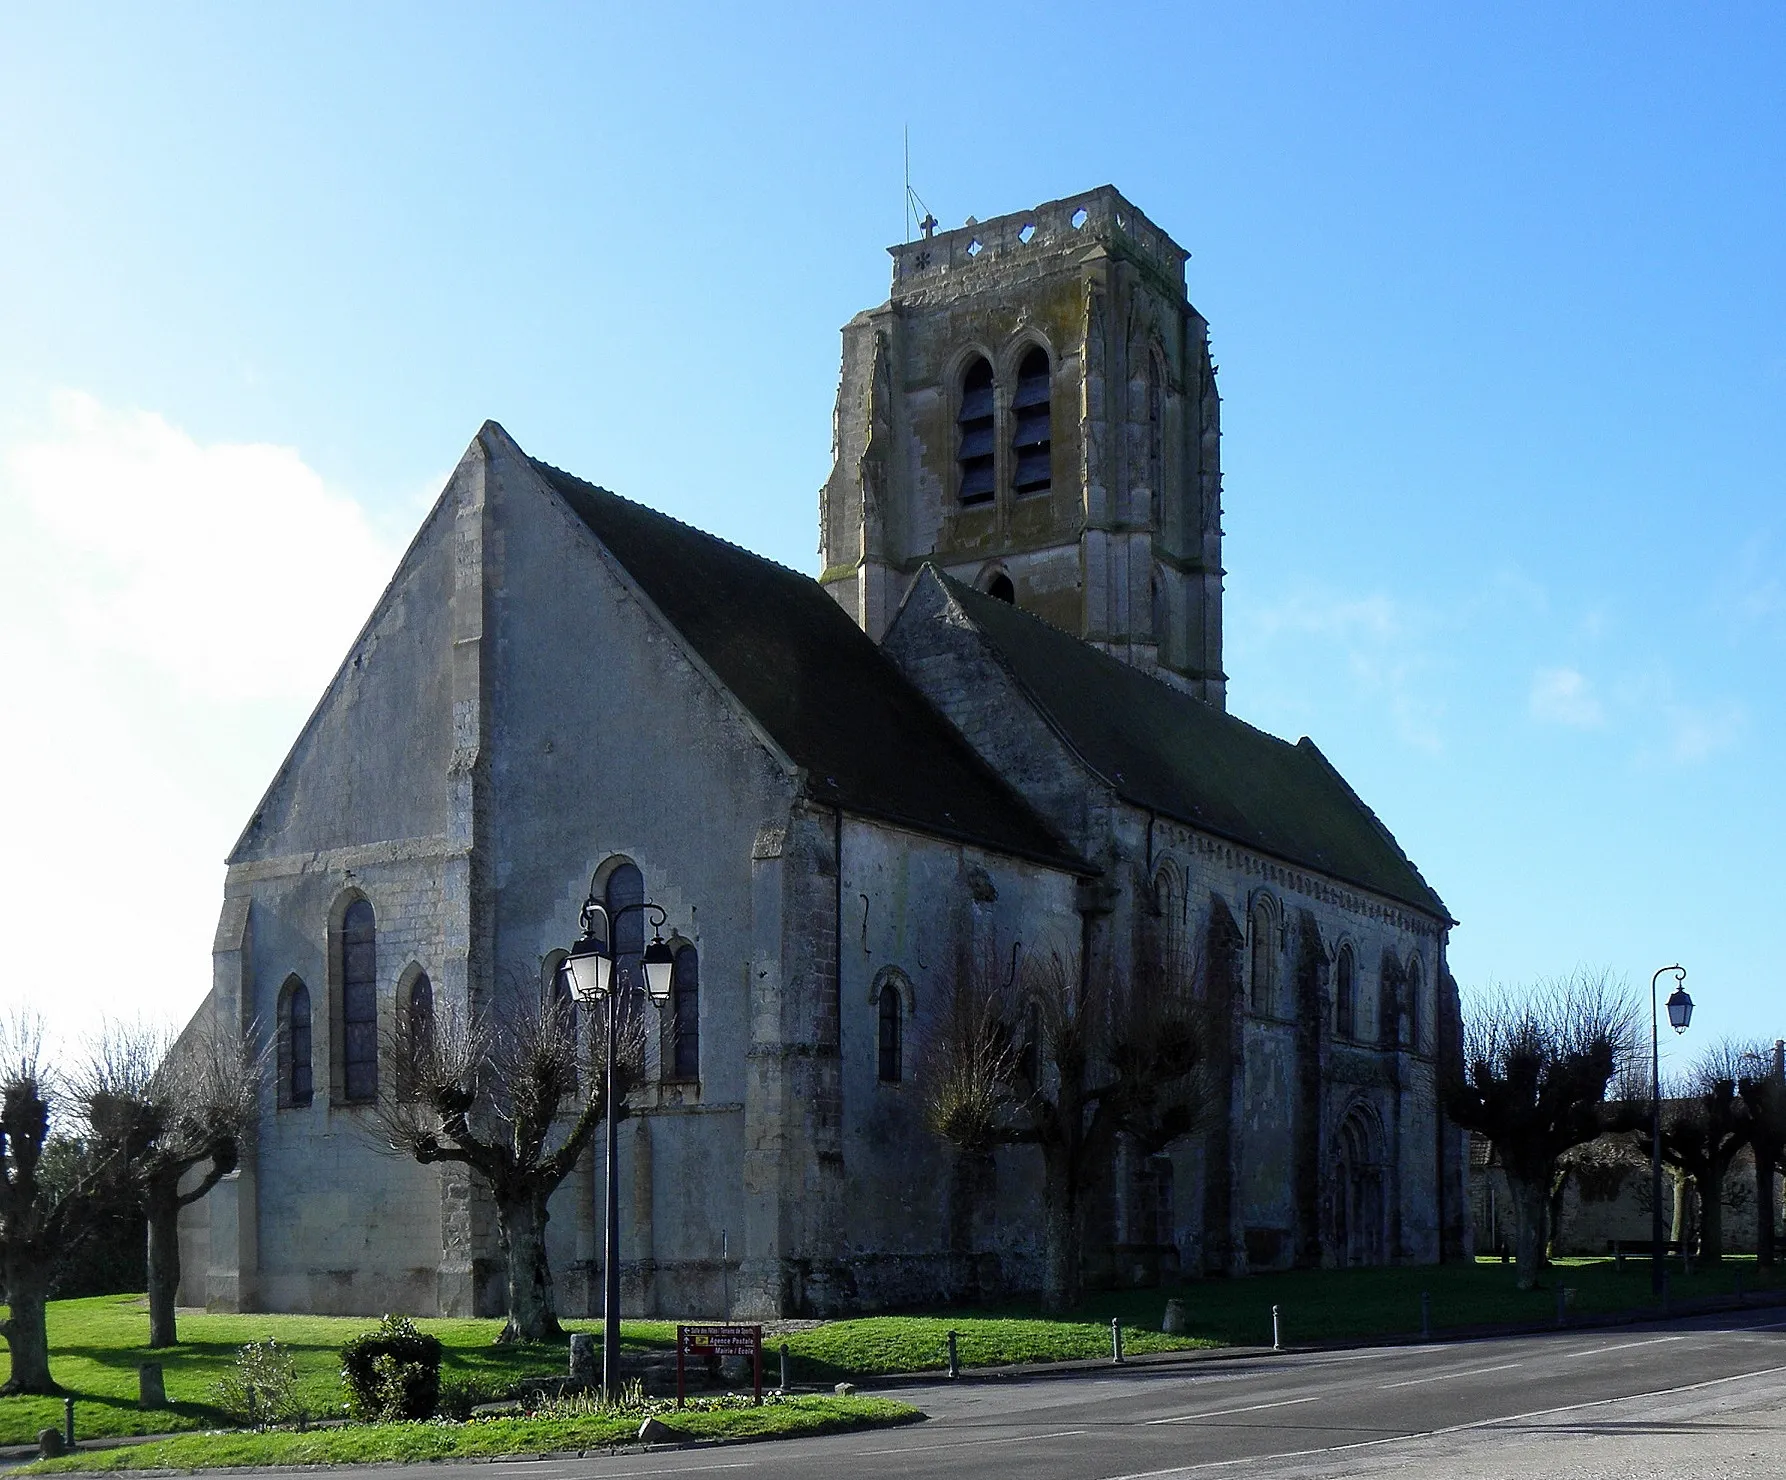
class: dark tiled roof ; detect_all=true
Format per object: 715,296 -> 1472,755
531,461 -> 1088,874
932,571 -> 1450,920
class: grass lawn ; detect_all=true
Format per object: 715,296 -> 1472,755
0,1298 -> 677,1448
773,1256 -> 1781,1381
15,1396 -> 921,1473
3,1258 -> 1775,1447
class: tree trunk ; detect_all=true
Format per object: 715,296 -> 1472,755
1758,1156 -> 1776,1268
1039,1146 -> 1080,1313
1545,1171 -> 1569,1261
1695,1167 -> 1724,1264
495,1192 -> 563,1344
1671,1173 -> 1691,1250
146,1198 -> 183,1348
0,1256 -> 57,1394
1506,1173 -> 1547,1291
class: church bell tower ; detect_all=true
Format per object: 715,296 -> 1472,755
819,185 -> 1226,705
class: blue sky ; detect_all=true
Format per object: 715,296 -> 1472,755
2,4 -> 1780,1071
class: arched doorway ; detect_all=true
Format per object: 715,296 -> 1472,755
1331,1104 -> 1387,1266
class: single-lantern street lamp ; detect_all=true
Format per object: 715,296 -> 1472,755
1649,964 -> 1693,1297
562,876 -> 677,1402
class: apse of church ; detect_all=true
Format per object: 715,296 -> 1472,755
819,187 -> 1226,705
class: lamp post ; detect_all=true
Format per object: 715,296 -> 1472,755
1649,964 -> 1692,1297
561,876 -> 677,1402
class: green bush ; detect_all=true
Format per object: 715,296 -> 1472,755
339,1316 -> 443,1422
214,1340 -> 302,1430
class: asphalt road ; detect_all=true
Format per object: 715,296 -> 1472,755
328,1309 -> 1786,1479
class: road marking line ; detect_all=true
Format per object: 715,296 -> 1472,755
1557,1335 -> 1683,1359
477,1466 -> 753,1478
1379,1361 -> 1520,1389
855,1427 -> 1088,1456
1102,1361 -> 1786,1478
1145,1396 -> 1321,1425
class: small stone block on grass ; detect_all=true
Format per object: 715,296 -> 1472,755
138,1362 -> 166,1408
835,1382 -> 857,1396
637,1417 -> 679,1443
1163,1299 -> 1188,1335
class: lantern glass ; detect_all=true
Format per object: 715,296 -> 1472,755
641,936 -> 676,1005
1666,986 -> 1693,1034
564,939 -> 613,1002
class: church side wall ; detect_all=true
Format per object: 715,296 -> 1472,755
833,817 -> 1080,1309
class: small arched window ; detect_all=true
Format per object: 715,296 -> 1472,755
1249,900 -> 1277,1015
877,983 -> 903,1083
1012,347 -> 1052,496
1335,946 -> 1356,1040
987,572 -> 1015,603
282,977 -> 313,1108
403,972 -> 434,1097
957,357 -> 996,506
342,898 -> 378,1102
1155,866 -> 1183,975
671,944 -> 700,1080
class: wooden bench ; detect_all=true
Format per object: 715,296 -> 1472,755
1608,1238 -> 1684,1266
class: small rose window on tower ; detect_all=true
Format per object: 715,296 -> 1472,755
1012,347 -> 1052,496
957,357 -> 996,506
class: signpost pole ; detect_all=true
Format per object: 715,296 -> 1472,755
753,1328 -> 763,1406
675,1327 -> 686,1410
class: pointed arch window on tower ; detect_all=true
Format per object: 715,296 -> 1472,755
1405,957 -> 1422,1050
956,357 -> 996,506
1335,945 -> 1356,1040
1012,347 -> 1052,496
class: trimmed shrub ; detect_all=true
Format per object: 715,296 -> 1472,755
215,1339 -> 302,1430
339,1315 -> 443,1422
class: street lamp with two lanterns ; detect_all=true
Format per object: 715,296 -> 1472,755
560,876 -> 680,1403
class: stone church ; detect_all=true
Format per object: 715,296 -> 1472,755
179,186 -> 1469,1319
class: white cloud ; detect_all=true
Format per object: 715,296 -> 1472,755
1529,666 -> 1605,729
1662,699 -> 1746,764
8,390 -> 396,701
0,394 -> 402,1049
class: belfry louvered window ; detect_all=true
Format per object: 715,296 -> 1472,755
957,357 -> 996,505
1012,347 -> 1052,495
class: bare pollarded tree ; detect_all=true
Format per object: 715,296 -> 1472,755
924,936 -> 1213,1313
0,1016 -> 120,1393
1444,971 -> 1639,1290
1620,1041 -> 1753,1265
1738,1040 -> 1786,1267
373,980 -> 647,1343
78,1018 -> 262,1347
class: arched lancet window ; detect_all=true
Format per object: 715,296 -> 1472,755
1335,946 -> 1356,1040
671,944 -> 700,1080
604,862 -> 645,994
1155,866 -> 1185,976
1146,352 -> 1164,528
987,572 -> 1015,603
877,982 -> 903,1083
1249,899 -> 1277,1015
1405,957 -> 1422,1050
342,898 -> 378,1102
403,972 -> 434,1096
957,357 -> 996,505
1377,954 -> 1401,1049
281,977 -> 312,1108
1012,347 -> 1052,496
